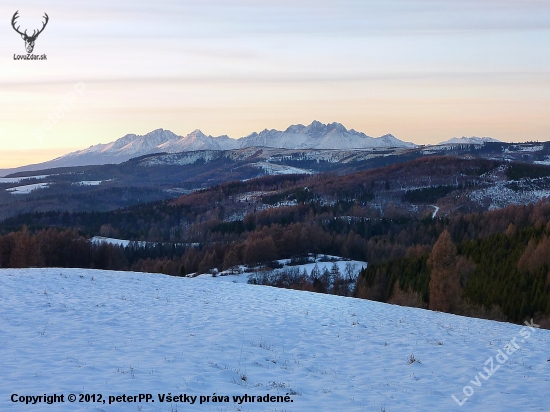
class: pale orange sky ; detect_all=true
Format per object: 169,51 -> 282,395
1,0 -> 549,169
0,148 -> 81,169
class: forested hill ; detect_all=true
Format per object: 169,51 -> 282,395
1,156 -> 550,327
1,140 -> 550,220
4,155 -> 550,238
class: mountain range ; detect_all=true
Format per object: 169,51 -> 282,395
0,121 -> 501,175
54,121 -> 416,167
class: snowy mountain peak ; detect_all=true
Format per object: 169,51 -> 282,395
187,129 -> 206,138
305,120 -> 329,138
284,124 -> 306,134
327,122 -> 348,133
303,121 -> 348,139
106,129 -> 179,155
109,134 -> 138,150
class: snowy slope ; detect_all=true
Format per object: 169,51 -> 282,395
137,147 -> 398,169
159,130 -> 239,152
195,255 -> 367,285
251,162 -> 314,175
438,136 -> 501,145
0,175 -> 49,184
1,268 -> 548,412
90,237 -> 147,247
5,182 -> 50,194
47,129 -> 181,167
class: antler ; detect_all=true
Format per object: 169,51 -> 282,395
11,11 -> 27,37
29,13 -> 49,39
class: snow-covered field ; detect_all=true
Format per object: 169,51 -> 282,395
0,175 -> 49,184
252,162 -> 314,176
90,237 -> 196,249
469,181 -> 550,210
505,145 -> 544,153
75,181 -> 103,186
5,183 -> 50,195
1,268 -> 548,412
196,255 -> 367,286
91,237 -> 147,248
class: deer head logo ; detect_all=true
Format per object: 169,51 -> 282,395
11,11 -> 49,54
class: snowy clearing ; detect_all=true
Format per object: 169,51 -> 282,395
90,237 -> 197,249
75,181 -> 103,186
195,255 -> 367,285
252,162 -> 314,176
0,175 -> 49,184
505,145 -> 543,153
0,178 -> 28,184
91,237 -> 147,248
5,183 -> 50,194
469,182 -> 550,210
1,268 -> 548,412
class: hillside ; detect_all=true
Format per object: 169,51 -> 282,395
0,146 -> 548,221
6,155 -> 550,231
2,153 -> 550,329
1,268 -> 548,411
2,141 -> 550,220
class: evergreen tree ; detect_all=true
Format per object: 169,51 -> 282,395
428,230 -> 461,312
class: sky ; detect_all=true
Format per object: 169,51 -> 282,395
0,0 -> 549,168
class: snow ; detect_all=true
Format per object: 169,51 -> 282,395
139,147 -> 408,170
240,122 -> 416,150
196,255 -> 366,285
226,190 -> 300,217
75,181 -> 102,186
5,182 -> 50,194
505,145 -> 543,153
267,151 -> 350,164
253,162 -> 314,176
141,151 -> 219,167
0,175 -> 49,184
0,178 -> 23,184
431,205 -> 440,218
91,237 -> 146,248
519,145 -> 543,152
1,267 -> 548,412
50,122 -> 416,169
275,256 -> 365,276
469,180 -> 550,210
438,137 -> 500,145
91,237 -> 197,249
